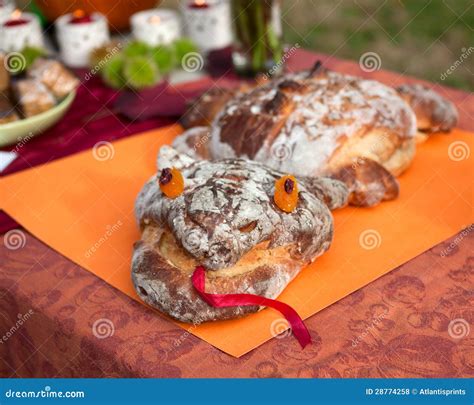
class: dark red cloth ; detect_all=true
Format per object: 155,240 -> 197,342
0,216 -> 17,235
0,73 -> 215,232
0,50 -> 472,377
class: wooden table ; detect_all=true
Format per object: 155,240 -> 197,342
0,49 -> 473,377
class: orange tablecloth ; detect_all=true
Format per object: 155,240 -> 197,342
0,228 -> 472,377
1,123 -> 472,356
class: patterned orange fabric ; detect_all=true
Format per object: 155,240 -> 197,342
0,229 -> 472,377
1,124 -> 471,356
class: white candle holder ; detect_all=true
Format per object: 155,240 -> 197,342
131,9 -> 181,47
0,0 -> 14,25
0,11 -> 44,52
180,0 -> 233,53
55,12 -> 110,68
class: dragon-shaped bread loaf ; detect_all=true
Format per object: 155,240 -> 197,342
132,146 -> 348,323
175,62 -> 458,206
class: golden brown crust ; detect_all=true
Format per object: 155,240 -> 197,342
180,87 -> 240,129
132,147 -> 347,322
176,67 -> 419,181
28,58 -> 79,99
178,66 -> 458,188
397,84 -> 458,133
331,158 -> 399,207
137,147 -> 343,271
13,79 -> 55,118
174,67 -> 439,212
326,129 -> 417,178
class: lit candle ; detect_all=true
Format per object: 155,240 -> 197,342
69,9 -> 93,25
131,9 -> 181,46
0,10 -> 44,52
190,0 -> 209,9
4,9 -> 28,27
55,10 -> 110,68
180,0 -> 233,52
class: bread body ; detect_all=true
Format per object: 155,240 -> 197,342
176,68 -> 457,180
176,69 -> 418,178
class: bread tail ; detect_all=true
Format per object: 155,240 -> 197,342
330,158 -> 399,207
396,83 -> 458,136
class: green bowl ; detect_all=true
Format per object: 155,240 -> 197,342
0,90 -> 76,148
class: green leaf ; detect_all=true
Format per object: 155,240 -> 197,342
21,46 -> 46,70
123,56 -> 159,89
173,38 -> 199,67
150,45 -> 175,75
123,41 -> 152,58
267,27 -> 283,64
101,55 -> 125,89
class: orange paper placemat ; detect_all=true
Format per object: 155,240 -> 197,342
1,125 -> 472,357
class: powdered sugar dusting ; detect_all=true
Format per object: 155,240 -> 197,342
136,147 -> 346,271
397,83 -> 458,132
210,70 -> 417,175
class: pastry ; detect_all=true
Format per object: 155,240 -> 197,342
0,52 -> 10,92
0,57 -> 77,124
13,79 -> 55,118
175,62 -> 458,206
0,91 -> 19,124
132,146 -> 348,324
28,58 -> 79,99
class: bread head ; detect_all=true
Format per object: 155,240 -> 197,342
132,224 -> 303,322
136,146 -> 345,270
132,146 -> 348,322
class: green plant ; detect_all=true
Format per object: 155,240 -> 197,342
123,56 -> 159,88
98,38 -> 199,90
173,38 -> 199,67
5,46 -> 46,75
21,46 -> 46,70
102,55 -> 125,89
151,46 -> 176,75
123,41 -> 152,58
232,0 -> 283,76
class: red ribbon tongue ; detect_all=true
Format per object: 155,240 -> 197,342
191,266 -> 311,349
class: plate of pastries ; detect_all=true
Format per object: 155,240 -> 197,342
0,53 -> 79,147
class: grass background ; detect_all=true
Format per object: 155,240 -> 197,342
280,0 -> 473,90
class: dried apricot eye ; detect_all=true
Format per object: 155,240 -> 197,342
274,175 -> 298,213
159,167 -> 184,198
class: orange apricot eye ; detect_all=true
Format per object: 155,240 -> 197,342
274,175 -> 298,213
159,167 -> 184,198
